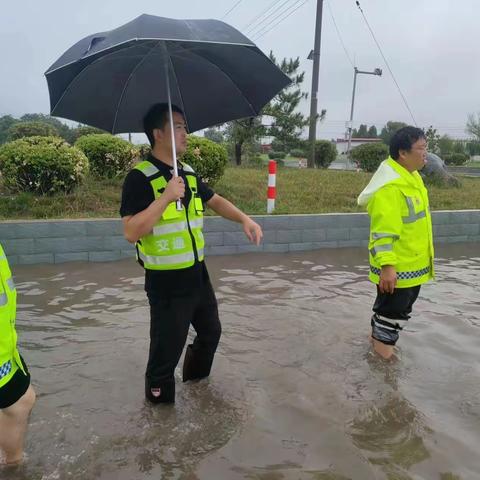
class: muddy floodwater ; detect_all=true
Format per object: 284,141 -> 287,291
2,243 -> 480,480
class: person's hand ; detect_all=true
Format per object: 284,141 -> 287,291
243,218 -> 263,246
162,177 -> 185,203
379,265 -> 397,294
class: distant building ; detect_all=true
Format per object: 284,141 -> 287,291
335,137 -> 382,155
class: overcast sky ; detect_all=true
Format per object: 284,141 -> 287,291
0,0 -> 478,140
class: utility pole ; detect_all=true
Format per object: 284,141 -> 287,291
307,0 -> 324,168
346,67 -> 382,155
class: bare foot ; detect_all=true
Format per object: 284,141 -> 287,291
151,388 -> 161,398
372,338 -> 395,360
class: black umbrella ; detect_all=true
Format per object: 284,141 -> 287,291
45,13 -> 290,141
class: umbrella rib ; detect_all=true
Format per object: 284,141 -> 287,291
174,44 -> 258,118
112,41 -> 163,133
49,41 -> 155,119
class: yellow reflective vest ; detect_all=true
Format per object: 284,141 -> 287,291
357,157 -> 435,288
0,243 -> 25,388
135,160 -> 205,271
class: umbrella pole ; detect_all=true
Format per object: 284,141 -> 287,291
165,60 -> 183,211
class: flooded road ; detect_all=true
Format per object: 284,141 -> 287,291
2,244 -> 480,480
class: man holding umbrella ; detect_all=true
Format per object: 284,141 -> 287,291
120,103 -> 262,403
45,13 -> 290,403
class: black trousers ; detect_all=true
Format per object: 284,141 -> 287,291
371,285 -> 421,345
145,276 -> 221,402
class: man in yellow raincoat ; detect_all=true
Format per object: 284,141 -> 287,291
357,127 -> 434,359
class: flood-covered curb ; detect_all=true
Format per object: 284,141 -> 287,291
1,210 -> 479,265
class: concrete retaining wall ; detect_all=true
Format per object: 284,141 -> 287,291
1,210 -> 479,265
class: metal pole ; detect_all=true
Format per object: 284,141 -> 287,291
307,0 -> 324,168
347,67 -> 358,155
164,58 -> 183,211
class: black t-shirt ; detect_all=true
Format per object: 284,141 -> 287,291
120,154 -> 215,295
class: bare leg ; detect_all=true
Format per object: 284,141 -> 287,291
371,338 -> 395,360
0,385 -> 36,465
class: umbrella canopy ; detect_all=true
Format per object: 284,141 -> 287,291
45,14 -> 291,134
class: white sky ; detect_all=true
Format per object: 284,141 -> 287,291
1,0 -> 478,140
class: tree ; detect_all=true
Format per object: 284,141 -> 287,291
203,127 -> 224,144
0,115 -> 18,144
424,125 -> 441,154
352,124 -> 378,138
20,113 -> 74,143
8,121 -> 59,140
438,135 -> 454,156
368,125 -> 378,138
380,121 -> 408,145
466,112 -> 480,140
263,52 -> 310,152
224,117 -> 265,166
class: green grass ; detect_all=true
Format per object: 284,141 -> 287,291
465,160 -> 480,168
1,167 -> 480,220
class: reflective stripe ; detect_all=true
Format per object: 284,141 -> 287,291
0,293 -> 6,306
141,164 -> 160,177
372,232 -> 400,240
0,255 -> 6,261
153,222 -> 187,236
138,251 -> 195,265
0,360 -> 12,380
6,277 -> 15,291
402,197 -> 426,224
370,244 -> 393,257
189,218 -> 204,229
370,266 -> 430,280
197,248 -> 205,258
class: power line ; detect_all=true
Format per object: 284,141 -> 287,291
247,0 -> 296,36
355,1 -> 417,126
222,0 -> 243,20
242,0 -> 285,33
326,0 -> 354,67
253,0 -> 311,40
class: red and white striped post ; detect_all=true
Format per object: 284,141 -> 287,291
267,159 -> 277,214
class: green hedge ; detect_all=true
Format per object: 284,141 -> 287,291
314,140 -> 337,168
75,134 -> 136,178
350,143 -> 389,172
268,151 -> 286,159
181,135 -> 228,186
443,153 -> 469,166
0,136 -> 89,194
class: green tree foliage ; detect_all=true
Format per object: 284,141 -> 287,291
203,128 -> 224,144
181,135 -> 228,186
314,140 -> 337,168
424,125 -> 441,154
224,117 -> 265,166
8,121 -> 60,140
350,143 -> 389,172
0,136 -> 89,194
263,52 -> 310,152
380,121 -> 408,145
466,112 -> 480,140
0,115 -> 17,144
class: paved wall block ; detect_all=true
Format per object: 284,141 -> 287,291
205,245 -> 238,256
17,253 -> 54,265
2,239 -> 35,256
326,228 -> 350,241
276,230 -> 303,244
86,220 -> 123,236
204,232 -> 224,246
88,251 -> 121,262
302,229 -> 327,243
263,243 -> 289,253
54,253 -> 89,263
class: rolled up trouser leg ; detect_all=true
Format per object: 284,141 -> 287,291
182,344 -> 216,382
370,313 -> 405,346
145,376 -> 175,404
